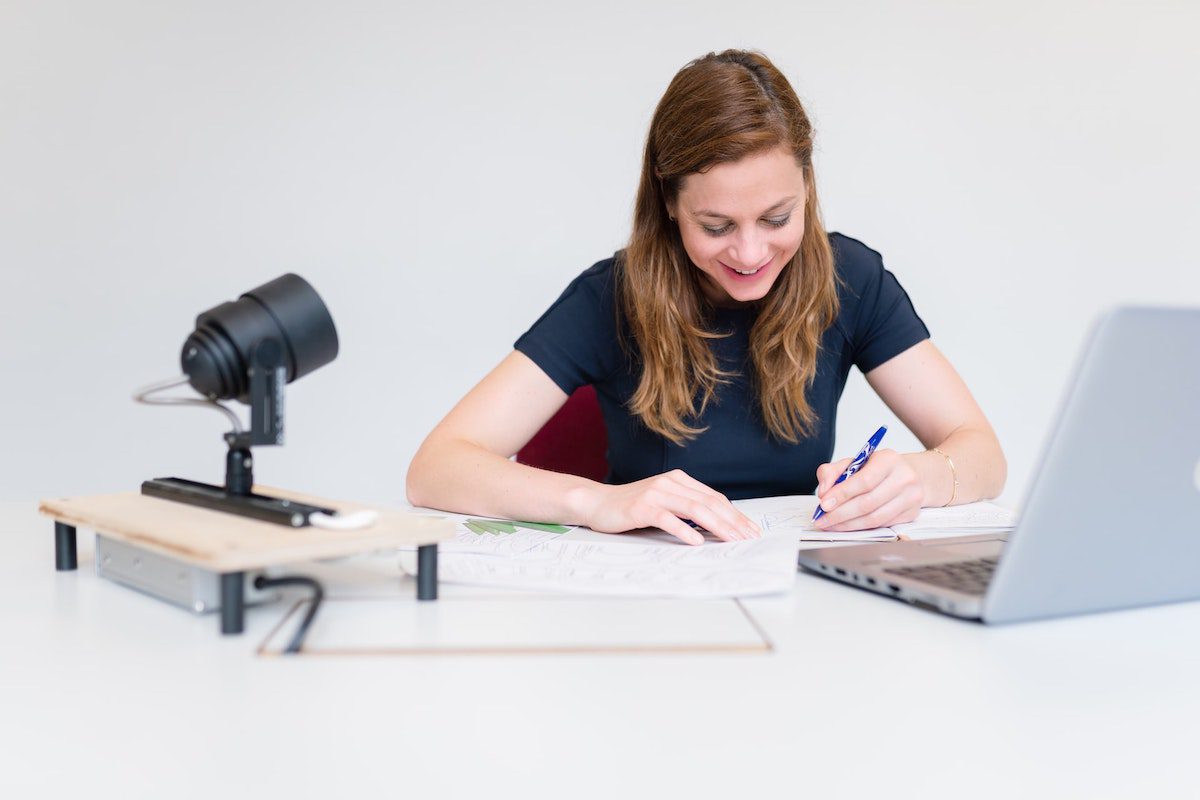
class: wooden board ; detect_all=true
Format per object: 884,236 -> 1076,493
38,487 -> 453,572
258,595 -> 773,657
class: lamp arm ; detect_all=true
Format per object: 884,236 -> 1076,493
228,338 -> 286,449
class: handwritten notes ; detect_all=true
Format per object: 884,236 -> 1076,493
402,511 -> 797,597
402,499 -> 1017,596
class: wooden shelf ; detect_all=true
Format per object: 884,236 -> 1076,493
38,486 -> 453,572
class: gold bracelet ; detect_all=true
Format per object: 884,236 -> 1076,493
931,448 -> 958,507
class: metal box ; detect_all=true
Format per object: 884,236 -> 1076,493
95,534 -> 274,613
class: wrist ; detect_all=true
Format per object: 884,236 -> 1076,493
562,480 -> 607,527
904,450 -> 953,508
929,447 -> 959,506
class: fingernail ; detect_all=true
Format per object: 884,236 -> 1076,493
823,496 -> 837,511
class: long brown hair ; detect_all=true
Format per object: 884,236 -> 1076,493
619,49 -> 840,445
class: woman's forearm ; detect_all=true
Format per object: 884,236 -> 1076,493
406,436 -> 602,525
903,427 -> 1007,507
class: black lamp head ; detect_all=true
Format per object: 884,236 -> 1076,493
181,273 -> 338,402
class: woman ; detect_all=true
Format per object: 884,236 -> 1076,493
407,49 -> 1005,546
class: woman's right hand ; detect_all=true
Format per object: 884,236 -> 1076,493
572,469 -> 761,546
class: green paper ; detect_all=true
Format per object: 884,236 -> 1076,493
468,519 -> 512,535
514,521 -> 570,534
465,517 -> 569,535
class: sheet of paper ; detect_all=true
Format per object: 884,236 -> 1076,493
400,496 -> 1018,597
402,510 -> 797,597
889,502 -> 1017,535
732,495 -> 1016,541
732,495 -> 897,542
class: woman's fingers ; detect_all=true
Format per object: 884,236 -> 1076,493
815,458 -> 853,499
644,485 -> 753,543
651,509 -> 706,546
815,450 -> 898,515
637,487 -> 743,545
821,488 -> 920,533
588,470 -> 762,545
664,470 -> 760,538
815,461 -> 920,531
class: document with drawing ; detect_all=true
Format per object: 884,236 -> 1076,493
402,498 -> 1016,597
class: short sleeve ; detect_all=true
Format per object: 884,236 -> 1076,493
514,258 -> 624,394
832,234 -> 931,373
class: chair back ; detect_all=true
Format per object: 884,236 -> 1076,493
516,385 -> 609,483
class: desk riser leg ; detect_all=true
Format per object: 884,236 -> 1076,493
55,522 -> 78,571
417,544 -> 437,601
220,572 -> 245,634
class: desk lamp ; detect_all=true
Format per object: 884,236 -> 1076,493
136,273 -> 341,527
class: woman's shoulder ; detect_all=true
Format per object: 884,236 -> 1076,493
825,231 -> 930,364
826,231 -> 898,337
520,253 -> 621,340
514,253 -> 628,392
828,232 -> 888,296
551,252 -> 620,307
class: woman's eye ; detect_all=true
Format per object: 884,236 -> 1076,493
702,215 -> 791,237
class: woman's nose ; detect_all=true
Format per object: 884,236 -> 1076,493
728,229 -> 769,268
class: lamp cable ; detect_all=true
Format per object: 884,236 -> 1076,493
254,575 -> 325,655
132,374 -> 243,433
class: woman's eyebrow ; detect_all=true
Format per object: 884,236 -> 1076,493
691,196 -> 797,219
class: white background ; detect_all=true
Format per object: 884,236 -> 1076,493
2,0 -> 1198,507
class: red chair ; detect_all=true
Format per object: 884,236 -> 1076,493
516,385 -> 609,482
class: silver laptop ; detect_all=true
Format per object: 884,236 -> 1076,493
798,306 -> 1200,623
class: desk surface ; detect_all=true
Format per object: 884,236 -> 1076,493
3,500 -> 1198,799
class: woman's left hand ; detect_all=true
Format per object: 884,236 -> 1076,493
813,449 -> 924,532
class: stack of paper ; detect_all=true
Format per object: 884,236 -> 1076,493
732,495 -> 897,542
889,502 -> 1017,539
401,511 -> 799,598
402,498 -> 1018,597
732,496 -> 1017,543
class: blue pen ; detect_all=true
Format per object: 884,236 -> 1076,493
813,425 -> 888,521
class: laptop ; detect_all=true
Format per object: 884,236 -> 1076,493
797,306 -> 1200,623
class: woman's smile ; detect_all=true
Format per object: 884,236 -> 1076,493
719,256 -> 772,279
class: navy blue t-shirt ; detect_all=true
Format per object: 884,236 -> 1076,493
514,233 -> 930,500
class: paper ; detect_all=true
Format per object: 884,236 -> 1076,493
402,511 -> 797,597
732,495 -> 1016,542
889,502 -> 1016,535
732,495 -> 897,542
401,497 -> 1018,597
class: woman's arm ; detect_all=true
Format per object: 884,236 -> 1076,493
406,350 -> 760,544
812,339 -> 1006,531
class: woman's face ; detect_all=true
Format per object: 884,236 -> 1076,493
671,145 -> 807,307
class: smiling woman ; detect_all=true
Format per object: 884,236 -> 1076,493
676,156 -> 803,295
406,49 -> 1006,545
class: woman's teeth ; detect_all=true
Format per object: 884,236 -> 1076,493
733,266 -> 761,275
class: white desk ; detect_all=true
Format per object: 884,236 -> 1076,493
3,501 -> 1198,798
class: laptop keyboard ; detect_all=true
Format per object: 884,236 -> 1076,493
882,557 -> 999,596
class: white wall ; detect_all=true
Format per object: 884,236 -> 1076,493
3,0 -> 1197,507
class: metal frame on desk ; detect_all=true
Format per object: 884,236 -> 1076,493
50,521 -> 440,636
